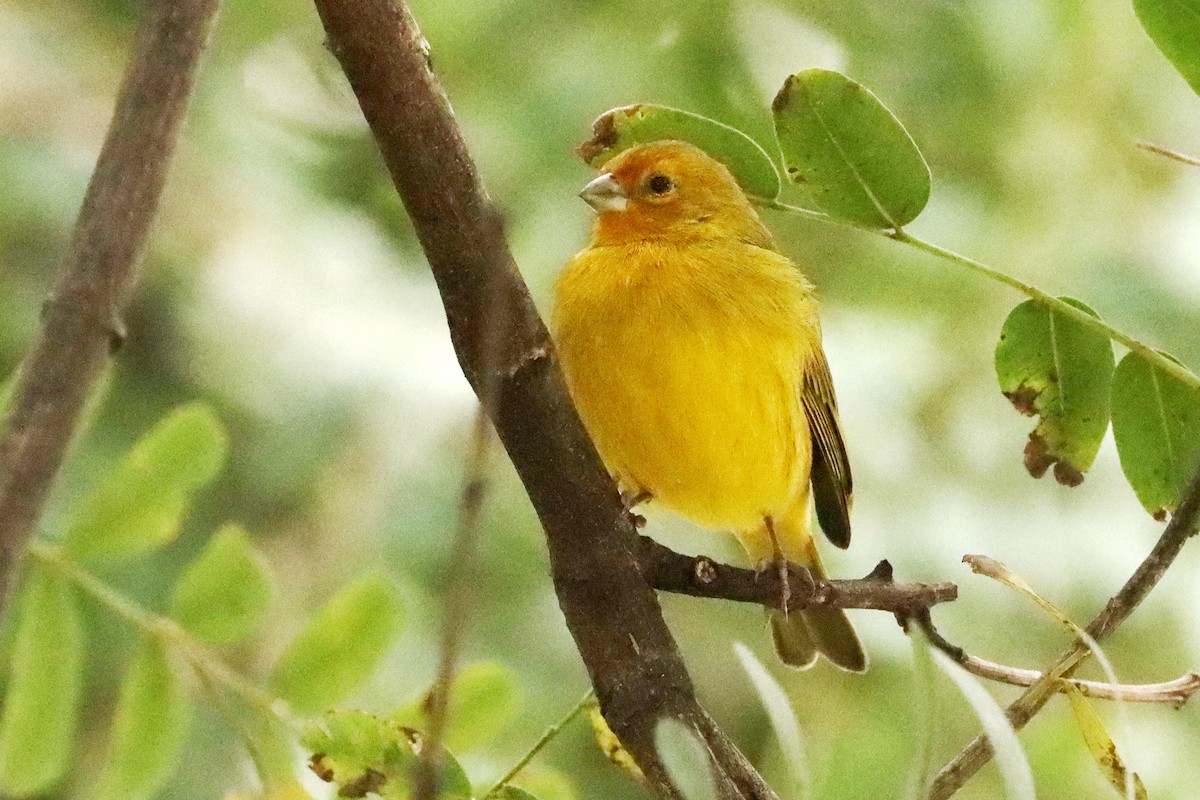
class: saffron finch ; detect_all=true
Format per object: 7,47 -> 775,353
553,140 -> 865,671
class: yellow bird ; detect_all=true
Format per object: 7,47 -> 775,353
552,141 -> 866,671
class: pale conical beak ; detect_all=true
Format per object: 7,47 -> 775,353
579,173 -> 628,213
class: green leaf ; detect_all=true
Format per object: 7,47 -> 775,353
654,717 -> 718,800
578,104 -> 781,199
170,523 -> 272,646
995,297 -> 1115,486
271,573 -> 404,714
772,68 -> 931,228
0,565 -> 84,796
732,643 -> 810,799
62,403 -> 228,563
1111,352 -> 1200,519
1134,0 -> 1200,96
1062,682 -> 1147,800
508,767 -> 575,800
94,639 -> 192,800
302,710 -> 470,799
394,662 -> 520,753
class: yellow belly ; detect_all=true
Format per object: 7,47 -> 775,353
553,241 -> 817,531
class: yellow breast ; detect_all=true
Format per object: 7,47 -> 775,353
552,240 -> 820,531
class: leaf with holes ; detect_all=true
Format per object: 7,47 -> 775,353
270,573 -> 403,714
578,104 -> 781,199
1134,0 -> 1200,96
62,403 -> 228,563
0,565 -> 84,796
171,524 -> 272,646
772,69 -> 930,228
1111,351 -> 1200,519
995,298 -> 1114,486
93,639 -> 192,800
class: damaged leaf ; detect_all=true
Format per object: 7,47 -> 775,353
1111,351 -> 1200,519
1061,682 -> 1147,800
578,104 -> 781,199
995,298 -> 1114,486
301,710 -> 470,799
772,69 -> 930,228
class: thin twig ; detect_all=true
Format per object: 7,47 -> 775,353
482,688 -> 595,800
755,198 -> 1200,394
1136,140 -> 1200,168
927,464 -> 1200,799
30,541 -> 293,727
413,404 -> 495,800
638,537 -> 957,613
911,611 -> 1199,707
0,0 -> 220,611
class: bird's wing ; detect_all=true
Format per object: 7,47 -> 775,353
802,347 -> 853,549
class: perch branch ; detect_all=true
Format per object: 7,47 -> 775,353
928,464 -> 1200,799
311,1 -> 778,797
638,537 -> 957,613
0,0 -> 219,610
911,610 -> 1199,707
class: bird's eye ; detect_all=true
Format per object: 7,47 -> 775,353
646,174 -> 674,195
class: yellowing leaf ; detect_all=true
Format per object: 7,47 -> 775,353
773,69 -> 930,228
94,639 -> 192,800
271,574 -> 403,714
1111,351 -> 1200,519
1062,683 -> 1147,800
63,403 -> 228,562
578,104 -> 781,199
171,524 -> 272,646
0,565 -> 84,796
587,698 -> 644,783
995,298 -> 1114,485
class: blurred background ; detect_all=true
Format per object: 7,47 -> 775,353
2,0 -> 1199,798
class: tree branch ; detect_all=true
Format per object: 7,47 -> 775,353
638,537 -> 957,613
911,610 -> 1199,707
0,0 -> 220,610
310,1 -> 778,797
928,464 -> 1200,799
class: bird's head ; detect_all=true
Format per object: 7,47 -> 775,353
580,141 -> 771,247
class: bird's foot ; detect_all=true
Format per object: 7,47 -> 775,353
764,516 -> 792,615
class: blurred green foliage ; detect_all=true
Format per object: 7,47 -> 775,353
2,0 -> 1200,798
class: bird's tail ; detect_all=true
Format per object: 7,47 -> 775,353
768,516 -> 868,672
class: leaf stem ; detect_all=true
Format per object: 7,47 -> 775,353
28,541 -> 294,728
754,197 -> 1200,393
482,688 -> 596,799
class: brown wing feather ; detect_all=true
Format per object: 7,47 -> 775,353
802,348 -> 853,549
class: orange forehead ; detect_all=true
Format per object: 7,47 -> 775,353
600,141 -> 730,189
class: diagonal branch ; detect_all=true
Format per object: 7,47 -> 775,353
310,1 -> 778,797
0,0 -> 221,611
928,464 -> 1200,799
